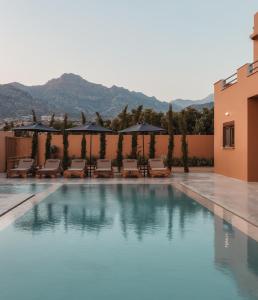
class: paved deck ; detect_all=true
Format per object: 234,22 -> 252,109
174,173 -> 258,227
0,193 -> 34,216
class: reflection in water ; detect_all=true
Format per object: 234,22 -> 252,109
215,217 -> 258,300
13,184 -> 258,299
15,185 -> 203,239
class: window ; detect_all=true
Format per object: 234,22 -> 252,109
223,122 -> 235,148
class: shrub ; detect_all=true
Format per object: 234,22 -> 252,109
165,157 -> 214,167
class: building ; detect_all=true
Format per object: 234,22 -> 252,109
214,12 -> 258,182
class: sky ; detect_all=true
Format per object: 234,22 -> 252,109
0,0 -> 258,101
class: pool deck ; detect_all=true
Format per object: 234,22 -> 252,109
0,171 -> 258,237
0,193 -> 34,217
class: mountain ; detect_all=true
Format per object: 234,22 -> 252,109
171,94 -> 214,112
188,101 -> 214,111
0,84 -> 50,119
8,73 -> 169,118
0,73 -> 213,119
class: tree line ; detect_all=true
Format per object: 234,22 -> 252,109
8,105 -> 214,172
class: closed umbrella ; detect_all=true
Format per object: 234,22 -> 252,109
119,122 -> 166,176
66,122 -> 113,176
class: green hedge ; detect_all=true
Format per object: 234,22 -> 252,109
170,157 -> 214,167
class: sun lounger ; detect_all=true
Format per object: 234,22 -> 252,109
148,159 -> 170,178
122,159 -> 142,178
36,159 -> 62,178
7,158 -> 35,178
93,159 -> 113,178
64,159 -> 87,178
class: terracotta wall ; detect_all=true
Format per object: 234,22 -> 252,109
214,12 -> 258,182
0,131 -> 13,172
12,134 -> 214,166
247,98 -> 258,181
15,137 -> 32,158
214,65 -> 258,181
252,12 -> 258,61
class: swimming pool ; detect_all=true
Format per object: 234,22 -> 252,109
0,184 -> 257,300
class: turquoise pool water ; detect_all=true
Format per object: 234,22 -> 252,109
0,184 -> 257,300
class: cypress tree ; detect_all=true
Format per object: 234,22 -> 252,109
96,112 -> 106,159
180,110 -> 189,173
131,105 -> 143,159
116,106 -> 128,172
167,104 -> 174,170
149,133 -> 155,159
45,114 -> 55,160
32,109 -> 37,123
131,134 -> 137,159
31,132 -> 38,159
31,110 -> 38,159
81,112 -> 87,159
117,134 -> 123,171
62,114 -> 69,170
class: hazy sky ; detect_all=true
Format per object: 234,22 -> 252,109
0,0 -> 257,101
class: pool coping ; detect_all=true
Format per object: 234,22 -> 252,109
171,181 -> 258,242
0,194 -> 35,217
0,184 -> 62,231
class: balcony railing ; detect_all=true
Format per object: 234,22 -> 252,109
222,73 -> 237,89
248,60 -> 258,75
221,60 -> 258,90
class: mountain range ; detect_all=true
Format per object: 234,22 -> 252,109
0,73 -> 213,120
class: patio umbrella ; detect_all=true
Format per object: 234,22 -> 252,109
13,122 -> 60,160
119,122 -> 166,176
13,122 -> 59,133
66,122 -> 113,173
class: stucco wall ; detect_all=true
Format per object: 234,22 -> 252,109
214,65 -> 258,181
214,12 -> 258,182
12,134 -> 214,166
0,131 -> 13,172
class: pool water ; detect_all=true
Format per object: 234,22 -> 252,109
0,184 -> 257,300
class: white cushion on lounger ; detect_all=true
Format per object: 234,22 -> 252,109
96,168 -> 112,171
123,168 -> 139,171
